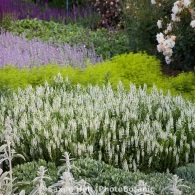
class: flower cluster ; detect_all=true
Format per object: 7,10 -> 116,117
152,0 -> 195,65
156,32 -> 176,64
171,0 -> 191,22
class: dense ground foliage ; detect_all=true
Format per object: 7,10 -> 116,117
12,158 -> 195,194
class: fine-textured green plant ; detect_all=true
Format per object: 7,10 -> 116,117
13,159 -> 58,194
0,53 -> 195,102
0,65 -> 80,92
5,18 -> 129,59
72,158 -> 195,194
175,163 -> 195,184
170,72 -> 195,102
12,157 -> 195,194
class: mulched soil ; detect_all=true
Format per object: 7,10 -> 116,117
161,64 -> 183,77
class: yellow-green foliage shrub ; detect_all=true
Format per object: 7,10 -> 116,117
1,53 -> 167,92
83,52 -> 172,93
170,72 -> 195,102
0,65 -> 81,92
0,53 -> 195,102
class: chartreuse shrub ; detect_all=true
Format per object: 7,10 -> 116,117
12,158 -> 195,194
6,19 -> 129,59
0,52 -> 166,92
82,52 -> 170,91
12,159 -> 58,194
0,52 -> 172,96
1,74 -> 195,173
170,72 -> 195,102
175,163 -> 195,184
0,53 -> 195,101
0,65 -> 81,92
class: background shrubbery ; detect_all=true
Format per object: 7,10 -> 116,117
121,0 -> 195,71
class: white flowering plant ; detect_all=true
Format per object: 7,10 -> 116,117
121,0 -> 175,55
152,0 -> 195,70
1,74 -> 195,173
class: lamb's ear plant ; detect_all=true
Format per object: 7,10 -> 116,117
161,174 -> 190,195
49,152 -> 79,194
19,190 -> 26,195
88,186 -> 107,195
30,166 -> 52,195
0,168 -> 9,194
50,152 -> 106,195
58,152 -> 79,175
126,180 -> 154,195
0,116 -> 25,194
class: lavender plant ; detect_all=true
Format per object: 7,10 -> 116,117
0,31 -> 102,68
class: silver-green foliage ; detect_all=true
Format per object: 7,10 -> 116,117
176,163 -> 195,184
13,159 -> 58,194
12,157 -> 195,195
0,74 -> 195,172
72,158 -> 195,195
0,116 -> 25,194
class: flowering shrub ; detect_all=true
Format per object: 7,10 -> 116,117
120,0 -> 173,56
152,0 -> 195,70
0,31 -> 102,68
1,75 -> 195,173
89,0 -> 122,28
